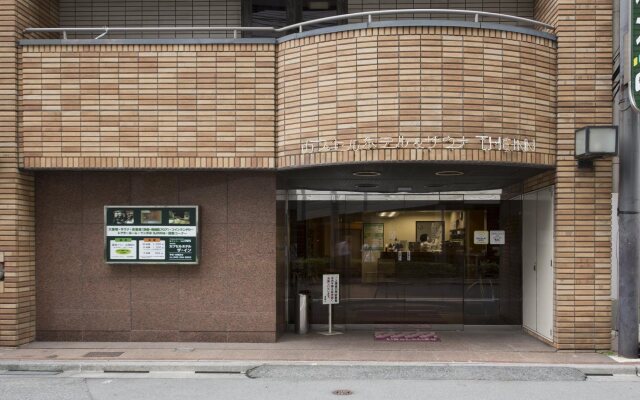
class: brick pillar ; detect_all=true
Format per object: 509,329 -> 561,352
0,0 -> 57,346
536,0 -> 614,350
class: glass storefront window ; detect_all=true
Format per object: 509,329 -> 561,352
283,190 -> 523,330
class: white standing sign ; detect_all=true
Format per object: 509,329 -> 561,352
322,274 -> 340,305
320,274 -> 342,336
490,230 -> 506,245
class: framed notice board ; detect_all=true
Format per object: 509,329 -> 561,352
104,206 -> 199,264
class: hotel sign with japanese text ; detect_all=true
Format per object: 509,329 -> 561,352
104,206 -> 199,264
630,0 -> 640,111
301,135 -> 536,155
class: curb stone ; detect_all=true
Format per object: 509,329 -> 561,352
0,360 -> 638,378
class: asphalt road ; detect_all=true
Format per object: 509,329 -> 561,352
0,369 -> 639,400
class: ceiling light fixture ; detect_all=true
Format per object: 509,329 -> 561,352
397,186 -> 412,192
352,171 -> 381,177
435,171 -> 464,176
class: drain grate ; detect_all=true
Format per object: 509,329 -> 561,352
1,370 -> 62,376
195,371 -> 243,374
332,389 -> 354,396
103,370 -> 149,374
83,352 -> 124,358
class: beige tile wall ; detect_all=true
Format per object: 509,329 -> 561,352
534,0 -> 613,351
7,0 -> 616,351
277,26 -> 557,168
21,43 -> 276,169
0,0 -> 58,347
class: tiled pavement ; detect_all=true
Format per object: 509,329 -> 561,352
0,331 -> 627,365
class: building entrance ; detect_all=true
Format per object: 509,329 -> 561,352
283,190 -> 524,330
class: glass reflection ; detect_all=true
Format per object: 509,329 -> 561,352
286,191 -> 522,329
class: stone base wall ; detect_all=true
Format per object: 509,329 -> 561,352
35,171 -> 278,342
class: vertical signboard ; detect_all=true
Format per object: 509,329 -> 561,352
105,206 -> 199,264
630,0 -> 640,111
322,274 -> 340,305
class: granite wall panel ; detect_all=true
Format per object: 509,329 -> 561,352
35,170 -> 278,342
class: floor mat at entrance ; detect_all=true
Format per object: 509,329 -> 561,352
374,331 -> 440,342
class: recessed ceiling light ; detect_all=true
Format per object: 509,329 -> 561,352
435,171 -> 464,176
355,183 -> 378,189
352,171 -> 381,177
397,186 -> 412,192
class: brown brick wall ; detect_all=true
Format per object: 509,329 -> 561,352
20,27 -> 558,170
277,27 -> 557,168
524,170 -> 555,193
10,1 -> 617,351
551,0 -> 613,351
20,43 -> 276,169
533,0 -> 558,28
0,0 -> 57,346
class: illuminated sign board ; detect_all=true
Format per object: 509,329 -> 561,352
104,206 -> 199,264
630,0 -> 640,111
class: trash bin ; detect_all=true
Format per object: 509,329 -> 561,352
296,291 -> 310,334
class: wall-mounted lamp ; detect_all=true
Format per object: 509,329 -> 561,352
575,126 -> 618,169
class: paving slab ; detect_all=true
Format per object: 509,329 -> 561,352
0,330 -> 634,368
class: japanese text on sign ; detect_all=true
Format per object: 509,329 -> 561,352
630,0 -> 640,111
322,274 -> 340,305
300,135 -> 536,154
105,206 -> 199,264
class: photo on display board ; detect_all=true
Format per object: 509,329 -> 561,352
168,210 -> 191,225
416,221 -> 444,252
112,209 -> 134,225
140,209 -> 162,224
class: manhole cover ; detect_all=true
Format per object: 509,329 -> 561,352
83,352 -> 124,358
332,389 -> 353,396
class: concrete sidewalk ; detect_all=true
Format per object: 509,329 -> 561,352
0,331 -> 637,374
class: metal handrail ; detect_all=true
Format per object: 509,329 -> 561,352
23,8 -> 554,40
275,9 -> 554,33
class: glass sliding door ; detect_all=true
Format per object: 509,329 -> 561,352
285,190 -> 522,330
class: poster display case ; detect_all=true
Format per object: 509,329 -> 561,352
104,206 -> 199,264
